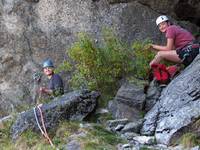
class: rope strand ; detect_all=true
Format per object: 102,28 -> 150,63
33,105 -> 54,147
37,105 -> 54,147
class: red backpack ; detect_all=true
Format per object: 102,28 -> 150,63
144,64 -> 180,93
151,64 -> 170,84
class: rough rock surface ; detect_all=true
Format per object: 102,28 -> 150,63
141,55 -> 200,145
108,83 -> 145,121
0,0 -> 190,116
144,80 -> 162,111
11,90 -> 100,140
109,0 -> 200,27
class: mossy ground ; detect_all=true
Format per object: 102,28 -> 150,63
179,132 -> 200,148
173,119 -> 200,148
0,119 -> 125,150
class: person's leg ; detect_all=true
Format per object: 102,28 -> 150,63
150,50 -> 182,66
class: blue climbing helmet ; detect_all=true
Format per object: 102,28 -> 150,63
42,58 -> 54,68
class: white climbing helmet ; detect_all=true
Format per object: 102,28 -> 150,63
156,15 -> 169,26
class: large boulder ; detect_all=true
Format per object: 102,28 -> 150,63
144,80 -> 162,111
141,54 -> 200,145
108,82 -> 145,121
11,90 -> 100,141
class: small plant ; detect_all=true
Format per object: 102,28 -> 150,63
81,124 -> 125,150
54,60 -> 72,74
15,129 -> 54,150
180,132 -> 199,148
131,39 -> 155,79
0,120 -> 15,150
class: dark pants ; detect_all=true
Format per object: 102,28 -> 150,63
176,41 -> 200,66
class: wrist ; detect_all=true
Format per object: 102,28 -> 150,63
151,44 -> 156,48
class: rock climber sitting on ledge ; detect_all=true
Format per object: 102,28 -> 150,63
39,58 -> 64,97
149,15 -> 200,67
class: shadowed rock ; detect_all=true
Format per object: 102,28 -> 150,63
141,55 -> 200,145
108,83 -> 145,121
11,90 -> 100,141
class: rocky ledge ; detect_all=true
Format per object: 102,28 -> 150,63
11,90 -> 100,141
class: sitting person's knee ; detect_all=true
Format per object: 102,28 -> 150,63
155,51 -> 163,60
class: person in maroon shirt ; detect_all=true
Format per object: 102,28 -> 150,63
150,15 -> 199,66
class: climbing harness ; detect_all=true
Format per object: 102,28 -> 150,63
33,104 -> 54,147
177,41 -> 200,66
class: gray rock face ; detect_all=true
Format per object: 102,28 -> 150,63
141,55 -> 200,145
115,83 -> 146,109
144,80 -> 162,111
65,140 -> 81,150
11,90 -> 100,141
0,0 -> 166,115
108,83 -> 146,121
121,121 -> 143,134
108,0 -> 200,27
138,0 -> 200,27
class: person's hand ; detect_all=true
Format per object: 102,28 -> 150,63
150,44 -> 154,48
39,87 -> 53,95
144,44 -> 155,51
143,44 -> 152,50
150,44 -> 156,50
39,87 -> 47,93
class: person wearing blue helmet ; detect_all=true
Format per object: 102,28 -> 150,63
39,58 -> 64,97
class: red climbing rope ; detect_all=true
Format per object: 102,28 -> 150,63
37,104 -> 54,147
34,104 -> 54,147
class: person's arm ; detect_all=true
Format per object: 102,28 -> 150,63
39,87 -> 53,95
151,38 -> 174,51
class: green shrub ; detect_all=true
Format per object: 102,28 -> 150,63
55,60 -> 72,74
54,28 -> 156,108
67,30 -> 155,90
55,28 -> 155,106
131,40 -> 154,79
66,29 -> 134,93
